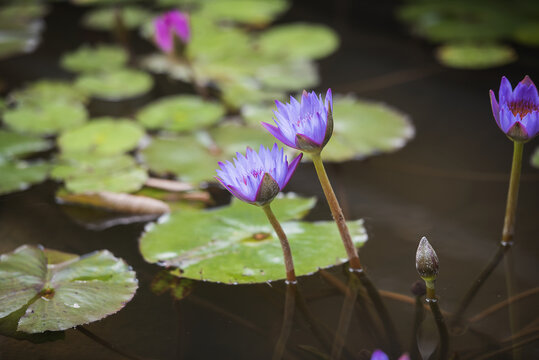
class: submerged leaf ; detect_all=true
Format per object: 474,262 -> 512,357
436,43 -> 517,69
139,194 -> 367,284
0,245 -> 137,333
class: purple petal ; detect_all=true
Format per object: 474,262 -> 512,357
398,354 -> 411,360
370,350 -> 389,360
513,75 -> 539,106
281,153 -> 303,189
262,122 -> 296,148
227,183 -> 255,203
523,111 -> 539,139
325,88 -> 333,112
154,18 -> 173,53
489,89 -> 500,128
499,76 -> 513,105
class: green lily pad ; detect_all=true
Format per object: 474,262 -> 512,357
140,54 -> 193,82
257,23 -> 339,60
0,130 -> 52,161
0,4 -> 47,25
75,69 -> 154,100
139,124 -> 277,183
321,96 -> 414,162
139,194 -> 367,284
0,35 -> 38,60
10,80 -> 88,105
531,147 -> 539,168
136,95 -> 225,132
0,245 -> 137,333
58,118 -> 144,156
0,161 -> 50,195
188,26 -> 252,63
3,101 -> 88,135
83,6 -> 152,31
436,43 -> 517,69
514,23 -> 539,46
199,0 -> 289,26
51,154 -> 148,194
61,44 -> 128,73
256,59 -> 319,91
219,80 -> 286,110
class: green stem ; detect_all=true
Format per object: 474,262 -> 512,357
451,141 -> 524,328
330,274 -> 359,360
262,204 -> 297,283
425,285 -> 449,360
310,152 -> 362,270
501,141 -> 524,246
504,249 -> 521,360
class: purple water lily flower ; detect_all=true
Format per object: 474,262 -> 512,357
154,10 -> 190,53
262,89 -> 333,153
216,144 -> 303,206
490,75 -> 539,142
371,350 -> 410,360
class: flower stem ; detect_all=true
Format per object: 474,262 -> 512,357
272,283 -> 297,360
262,204 -> 297,283
424,284 -> 449,360
501,141 -> 524,246
310,152 -> 362,270
451,140 -> 524,328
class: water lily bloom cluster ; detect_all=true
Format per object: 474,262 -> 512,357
490,75 -> 539,141
215,144 -> 302,206
154,10 -> 190,53
371,350 -> 410,360
263,89 -> 333,152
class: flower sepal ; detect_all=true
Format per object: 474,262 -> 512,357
254,173 -> 280,206
506,122 -> 529,143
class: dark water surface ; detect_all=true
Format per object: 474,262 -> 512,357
1,1 -> 538,359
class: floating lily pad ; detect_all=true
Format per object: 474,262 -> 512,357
0,35 -> 39,61
83,6 -> 152,31
3,101 -> 88,135
514,23 -> 539,47
136,95 -> 225,132
75,69 -> 154,100
139,194 -> 367,284
10,80 -> 88,105
188,27 -> 252,62
257,23 -> 339,60
140,54 -> 193,82
199,0 -> 289,26
531,147 -> 539,168
140,124 -> 277,183
0,161 -> 50,195
436,43 -> 517,69
256,59 -> 319,91
0,130 -> 52,161
61,44 -> 128,73
0,4 -> 47,25
219,80 -> 286,110
58,118 -> 144,156
321,97 -> 414,162
51,154 -> 148,194
0,245 -> 137,333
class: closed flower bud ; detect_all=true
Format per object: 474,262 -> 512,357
416,237 -> 439,281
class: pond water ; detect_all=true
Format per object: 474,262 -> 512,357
1,1 -> 538,359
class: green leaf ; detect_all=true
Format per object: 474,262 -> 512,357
58,117 -> 145,156
140,54 -> 193,82
139,194 -> 367,284
139,124 -> 278,183
9,80 -> 88,105
188,26 -> 252,62
219,80 -> 286,110
514,23 -> 539,46
51,154 -> 148,194
531,146 -> 539,168
61,44 -> 128,73
436,43 -> 517,69
75,69 -> 154,100
0,245 -> 137,333
257,23 -> 339,60
0,4 -> 47,25
321,96 -> 414,162
136,95 -> 225,132
256,59 -> 319,91
0,130 -> 52,161
82,6 -> 153,31
3,101 -> 88,135
199,0 -> 289,26
0,161 -> 50,195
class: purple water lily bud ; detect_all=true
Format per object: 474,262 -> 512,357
215,144 -> 303,206
262,89 -> 333,153
370,350 -> 410,360
416,237 -> 439,281
490,75 -> 539,142
154,10 -> 190,54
